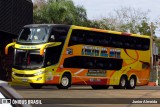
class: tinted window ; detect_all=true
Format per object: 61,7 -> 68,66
49,26 -> 69,42
45,46 -> 62,66
68,29 -> 150,50
63,56 -> 123,70
14,50 -> 44,70
18,27 -> 49,43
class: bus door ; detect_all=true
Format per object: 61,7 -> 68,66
44,27 -> 68,83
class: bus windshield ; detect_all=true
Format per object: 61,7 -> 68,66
14,49 -> 44,69
17,27 -> 49,43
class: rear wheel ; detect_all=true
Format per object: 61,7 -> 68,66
56,74 -> 71,89
126,76 -> 136,89
113,76 -> 127,89
30,83 -> 43,89
91,85 -> 109,90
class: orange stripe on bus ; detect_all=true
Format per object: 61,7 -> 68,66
107,70 -> 116,84
122,32 -> 131,36
90,28 -> 108,32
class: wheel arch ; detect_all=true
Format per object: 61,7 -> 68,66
59,71 -> 72,84
128,74 -> 137,83
126,74 -> 137,89
121,74 -> 128,80
112,74 -> 128,89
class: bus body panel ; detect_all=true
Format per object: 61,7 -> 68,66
7,24 -> 151,87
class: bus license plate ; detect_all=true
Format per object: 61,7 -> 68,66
22,79 -> 28,82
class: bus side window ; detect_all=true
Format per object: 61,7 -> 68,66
45,47 -> 60,66
49,31 -> 60,42
50,35 -> 55,42
69,30 -> 78,46
86,31 -> 97,44
86,38 -> 94,43
49,30 -> 56,42
19,28 -> 31,41
70,36 -> 77,42
69,30 -> 84,46
49,28 -> 67,42
142,39 -> 149,50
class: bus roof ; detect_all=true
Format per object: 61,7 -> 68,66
24,24 -> 71,28
23,24 -> 150,39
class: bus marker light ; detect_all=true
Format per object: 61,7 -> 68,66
37,77 -> 42,81
60,65 -> 63,69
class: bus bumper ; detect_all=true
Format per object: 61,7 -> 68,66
12,74 -> 45,84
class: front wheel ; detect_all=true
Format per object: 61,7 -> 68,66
56,74 -> 71,89
30,83 -> 43,89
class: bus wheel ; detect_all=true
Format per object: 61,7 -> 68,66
91,85 -> 109,90
126,76 -> 136,89
56,74 -> 71,89
113,76 -> 127,89
30,83 -> 43,89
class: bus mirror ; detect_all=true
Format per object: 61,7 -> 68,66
40,42 -> 61,55
5,48 -> 8,55
5,42 -> 16,55
40,48 -> 45,55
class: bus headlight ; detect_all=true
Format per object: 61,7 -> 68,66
34,71 -> 44,76
12,72 -> 15,75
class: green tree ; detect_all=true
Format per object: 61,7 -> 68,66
101,7 -> 157,35
87,20 -> 109,30
137,20 -> 152,35
33,0 -> 88,25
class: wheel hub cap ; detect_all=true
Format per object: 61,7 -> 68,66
62,77 -> 69,86
121,78 -> 126,86
130,78 -> 135,87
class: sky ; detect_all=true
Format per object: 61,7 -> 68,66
72,0 -> 160,21
32,0 -> 160,36
72,0 -> 160,36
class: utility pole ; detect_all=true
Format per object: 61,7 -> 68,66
150,22 -> 159,85
150,22 -> 153,69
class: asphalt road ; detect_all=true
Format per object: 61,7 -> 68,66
11,85 -> 160,107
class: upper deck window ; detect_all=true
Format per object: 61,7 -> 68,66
49,27 -> 69,42
69,29 -> 150,51
17,27 -> 49,43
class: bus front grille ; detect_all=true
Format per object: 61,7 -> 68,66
14,73 -> 35,77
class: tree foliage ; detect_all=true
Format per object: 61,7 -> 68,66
33,1 -> 160,53
33,0 -> 87,25
100,7 -> 157,36
33,1 -> 157,36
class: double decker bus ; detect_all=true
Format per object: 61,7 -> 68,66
5,24 -> 151,89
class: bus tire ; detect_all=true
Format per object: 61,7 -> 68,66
30,83 -> 43,89
91,85 -> 109,90
113,76 -> 127,89
126,76 -> 136,89
56,74 -> 71,89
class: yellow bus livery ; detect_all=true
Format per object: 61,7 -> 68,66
5,24 -> 151,89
